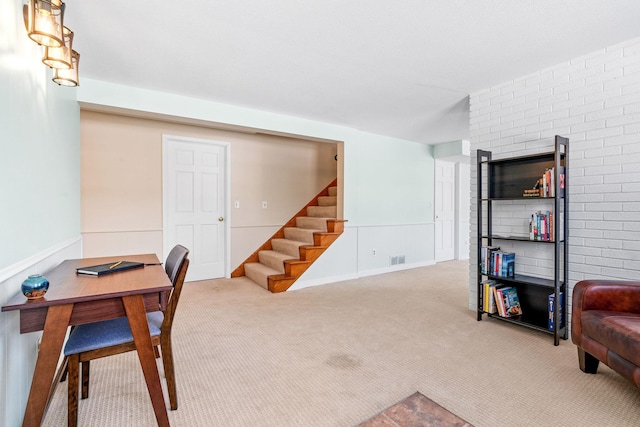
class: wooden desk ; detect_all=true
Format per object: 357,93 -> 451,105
2,254 -> 172,427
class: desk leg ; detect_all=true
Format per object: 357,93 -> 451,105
23,304 -> 73,427
122,295 -> 170,427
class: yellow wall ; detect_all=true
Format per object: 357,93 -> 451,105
80,110 -> 337,268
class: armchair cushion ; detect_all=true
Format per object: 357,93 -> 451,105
581,311 -> 640,367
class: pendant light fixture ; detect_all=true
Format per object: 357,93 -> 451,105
52,50 -> 79,86
23,0 -> 66,48
42,26 -> 73,69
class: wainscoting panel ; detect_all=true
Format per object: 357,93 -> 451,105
0,238 -> 82,427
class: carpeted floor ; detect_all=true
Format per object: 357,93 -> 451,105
42,260 -> 640,426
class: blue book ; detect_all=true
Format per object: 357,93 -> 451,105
548,292 -> 564,331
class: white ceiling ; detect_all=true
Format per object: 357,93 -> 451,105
65,1 -> 640,144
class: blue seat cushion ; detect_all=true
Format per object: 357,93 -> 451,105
64,311 -> 164,356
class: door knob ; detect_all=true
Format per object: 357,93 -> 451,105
218,217 -> 224,222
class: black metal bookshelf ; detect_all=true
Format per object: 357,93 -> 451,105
476,136 -> 569,345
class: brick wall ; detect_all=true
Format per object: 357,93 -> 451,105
468,37 -> 640,327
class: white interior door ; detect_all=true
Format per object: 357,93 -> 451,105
163,135 -> 229,281
435,160 -> 456,262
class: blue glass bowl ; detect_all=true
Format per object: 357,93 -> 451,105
21,274 -> 49,299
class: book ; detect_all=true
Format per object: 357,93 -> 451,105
481,246 -> 500,275
501,287 -> 523,317
76,261 -> 145,276
548,292 -> 564,331
493,286 -> 506,317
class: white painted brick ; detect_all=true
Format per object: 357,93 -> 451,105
605,173 -> 640,184
622,81 -> 640,95
624,102 -> 640,114
570,101 -> 605,116
624,63 -> 640,76
571,156 -> 603,168
572,246 -> 603,256
490,92 -> 514,105
586,127 -> 624,140
623,260 -> 640,270
584,256 -> 623,268
571,263 -> 601,275
584,221 -> 623,231
623,240 -> 640,251
604,192 -> 640,202
623,43 -> 640,57
603,212 -> 640,222
622,182 -> 640,192
602,249 -> 640,260
600,268 -> 639,280
539,92 -> 569,107
582,145 -> 621,159
571,228 -> 603,239
525,71 -> 552,87
585,196 -> 622,207
606,113 -> 640,128
525,121 -> 553,133
622,201 -> 640,211
584,68 -> 624,86
584,88 -> 624,104
525,88 -> 554,102
604,230 -> 640,241
546,128 -> 571,140
622,157 -> 640,171
625,222 -> 640,231
554,115 -> 584,128
570,193 -> 603,203
604,92 -> 640,108
585,107 -> 624,122
583,238 -> 623,249
570,119 -> 604,133
624,123 -> 640,134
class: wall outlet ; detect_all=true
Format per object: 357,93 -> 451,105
262,201 -> 268,209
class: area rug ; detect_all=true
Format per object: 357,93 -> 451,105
358,392 -> 473,427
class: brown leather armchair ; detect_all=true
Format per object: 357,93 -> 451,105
571,280 -> 640,387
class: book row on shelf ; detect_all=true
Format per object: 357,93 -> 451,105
480,280 -> 564,331
480,280 -> 522,317
530,210 -> 553,241
480,246 -> 515,278
522,166 -> 565,198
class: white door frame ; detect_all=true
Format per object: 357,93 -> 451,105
162,134 -> 231,279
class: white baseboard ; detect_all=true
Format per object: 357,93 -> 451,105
290,260 -> 436,291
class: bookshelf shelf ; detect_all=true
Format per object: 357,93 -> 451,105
476,135 -> 569,346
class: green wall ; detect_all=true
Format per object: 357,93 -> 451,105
0,0 -> 81,270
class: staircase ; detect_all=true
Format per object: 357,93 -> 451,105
231,179 -> 346,293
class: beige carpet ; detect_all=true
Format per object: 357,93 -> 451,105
42,261 -> 640,426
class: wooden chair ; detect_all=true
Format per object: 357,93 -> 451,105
63,245 -> 190,426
